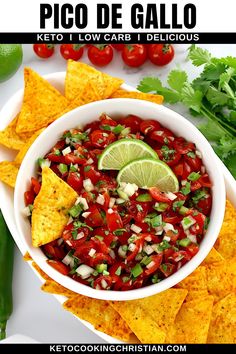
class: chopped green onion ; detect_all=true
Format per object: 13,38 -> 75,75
70,164 -> 77,172
181,182 -> 191,195
192,190 -> 207,203
153,202 -> 169,212
84,165 -> 91,172
54,149 -> 61,156
113,228 -> 126,236
136,204 -> 143,212
131,263 -> 143,277
152,274 -> 159,284
103,270 -> 110,276
179,238 -> 192,247
188,172 -> 201,181
94,235 -> 104,241
115,266 -> 122,276
101,125 -> 111,131
157,240 -> 171,251
141,256 -> 152,266
179,206 -> 189,215
96,264 -> 107,273
58,163 -> 68,174
187,151 -> 196,158
181,216 -> 196,230
68,204 -> 82,218
172,200 -> 185,211
113,124 -> 125,134
136,193 -> 152,202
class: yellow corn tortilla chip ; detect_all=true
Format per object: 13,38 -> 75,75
185,290 -> 209,302
110,89 -> 164,104
207,293 -> 236,343
167,296 -> 214,343
0,114 -> 32,150
69,81 -> 102,109
32,261 -> 52,281
65,60 -> 103,100
176,266 -> 207,291
64,295 -> 133,342
14,128 -> 45,164
111,301 -> 166,343
102,73 -> 124,99
16,68 -> 69,134
41,280 -> 76,298
23,252 -> 32,262
32,167 -> 78,247
202,247 -> 224,265
215,200 -> 236,260
206,260 -> 236,302
131,288 -> 187,332
0,161 -> 19,188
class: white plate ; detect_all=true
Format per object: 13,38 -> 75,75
0,72 -> 236,343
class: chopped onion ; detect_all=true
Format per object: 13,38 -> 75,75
107,208 -> 113,214
101,279 -> 108,289
76,196 -> 89,210
116,198 -> 125,204
88,248 -> 96,257
163,235 -> 171,242
118,246 -> 127,258
82,212 -> 91,218
86,158 -> 94,164
76,232 -> 85,240
96,194 -> 105,205
62,253 -> 73,266
163,223 -> 175,233
181,179 -> 187,186
128,243 -> 136,252
66,240 -> 72,246
40,158 -> 51,168
186,232 -> 197,243
123,182 -> 138,197
76,264 -> 94,279
155,226 -> 163,235
130,224 -> 142,234
22,206 -> 31,217
145,236 -> 152,242
109,198 -> 116,208
83,178 -> 94,192
67,216 -> 74,225
109,249 -> 115,259
62,146 -> 71,156
196,150 -> 202,158
146,261 -> 155,269
165,192 -> 177,201
143,245 -> 154,255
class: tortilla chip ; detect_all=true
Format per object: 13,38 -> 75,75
0,161 -> 19,188
0,114 -> 32,150
32,261 -> 51,281
102,73 -> 124,99
23,252 -> 32,262
185,290 -> 209,302
41,280 -> 76,298
64,295 -> 132,342
206,260 -> 236,302
14,128 -> 45,164
69,81 -> 102,109
111,301 -> 166,343
16,68 -> 69,134
202,247 -> 224,265
110,89 -> 164,104
215,200 -> 236,260
131,289 -> 187,332
32,167 -> 78,247
176,266 -> 207,291
207,293 -> 236,343
167,296 -> 214,343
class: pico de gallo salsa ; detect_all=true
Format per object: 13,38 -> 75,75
25,114 -> 212,291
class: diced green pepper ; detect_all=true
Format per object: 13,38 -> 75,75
136,193 -> 152,202
179,238 -> 191,247
131,263 -> 143,277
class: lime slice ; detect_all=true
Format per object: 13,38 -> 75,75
98,139 -> 158,170
117,158 -> 179,193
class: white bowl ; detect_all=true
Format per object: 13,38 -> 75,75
14,83 -> 225,301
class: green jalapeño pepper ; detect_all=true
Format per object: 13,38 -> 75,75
0,211 -> 14,340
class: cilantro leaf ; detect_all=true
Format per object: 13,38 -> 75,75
181,83 -> 203,112
222,152 -> 236,178
137,77 -> 164,93
188,45 -> 212,67
167,70 -> 188,93
206,86 -> 229,106
198,119 -> 227,142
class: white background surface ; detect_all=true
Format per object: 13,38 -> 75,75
1,44 -> 236,343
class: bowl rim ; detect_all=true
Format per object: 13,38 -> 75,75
14,95 -> 226,301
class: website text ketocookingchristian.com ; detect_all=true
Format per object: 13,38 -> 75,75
49,345 -> 187,352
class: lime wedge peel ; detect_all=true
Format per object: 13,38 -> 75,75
98,139 -> 158,171
117,158 -> 179,193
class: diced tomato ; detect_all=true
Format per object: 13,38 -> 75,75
150,128 -> 174,145
199,174 -> 212,188
84,165 -> 101,184
47,260 -> 70,275
185,155 -> 202,171
149,187 -> 171,203
86,205 -> 104,227
186,244 -> 199,258
173,138 -> 195,154
145,254 -> 163,276
159,263 -> 176,277
162,211 -> 182,224
195,195 -> 212,215
90,130 -> 116,148
31,177 -> 41,194
191,180 -> 202,191
106,209 -> 123,232
94,275 -> 113,290
119,115 -> 142,133
127,201 -> 149,223
140,120 -> 160,135
64,153 -> 87,165
99,114 -> 117,127
24,190 -> 35,205
43,244 -> 66,260
46,152 -> 67,164
67,172 -> 83,192
156,148 -> 181,167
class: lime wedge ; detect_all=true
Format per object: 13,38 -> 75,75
98,139 -> 158,170
117,158 -> 179,193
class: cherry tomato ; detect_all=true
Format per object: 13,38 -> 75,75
47,260 -> 69,275
31,177 -> 41,195
60,44 -> 84,61
145,254 -> 163,276
106,209 -> 123,232
111,44 -> 125,51
119,115 -> 142,133
148,44 -> 175,66
122,44 -> 147,67
90,130 -> 116,148
24,191 -> 35,206
140,120 -> 160,135
67,172 -> 83,192
87,45 -> 113,67
33,44 -> 55,58
149,187 -> 170,203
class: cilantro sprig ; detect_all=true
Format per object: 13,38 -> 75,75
137,45 -> 236,178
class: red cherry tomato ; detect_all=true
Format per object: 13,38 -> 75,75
140,120 -> 160,135
111,44 -> 125,51
87,45 -> 113,67
106,209 -> 123,232
148,44 -> 175,66
47,260 -> 70,275
90,130 -> 116,148
122,44 -> 147,67
33,44 -> 55,58
67,172 -> 83,192
24,191 -> 35,206
60,44 -> 84,61
149,187 -> 171,203
119,115 -> 142,133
